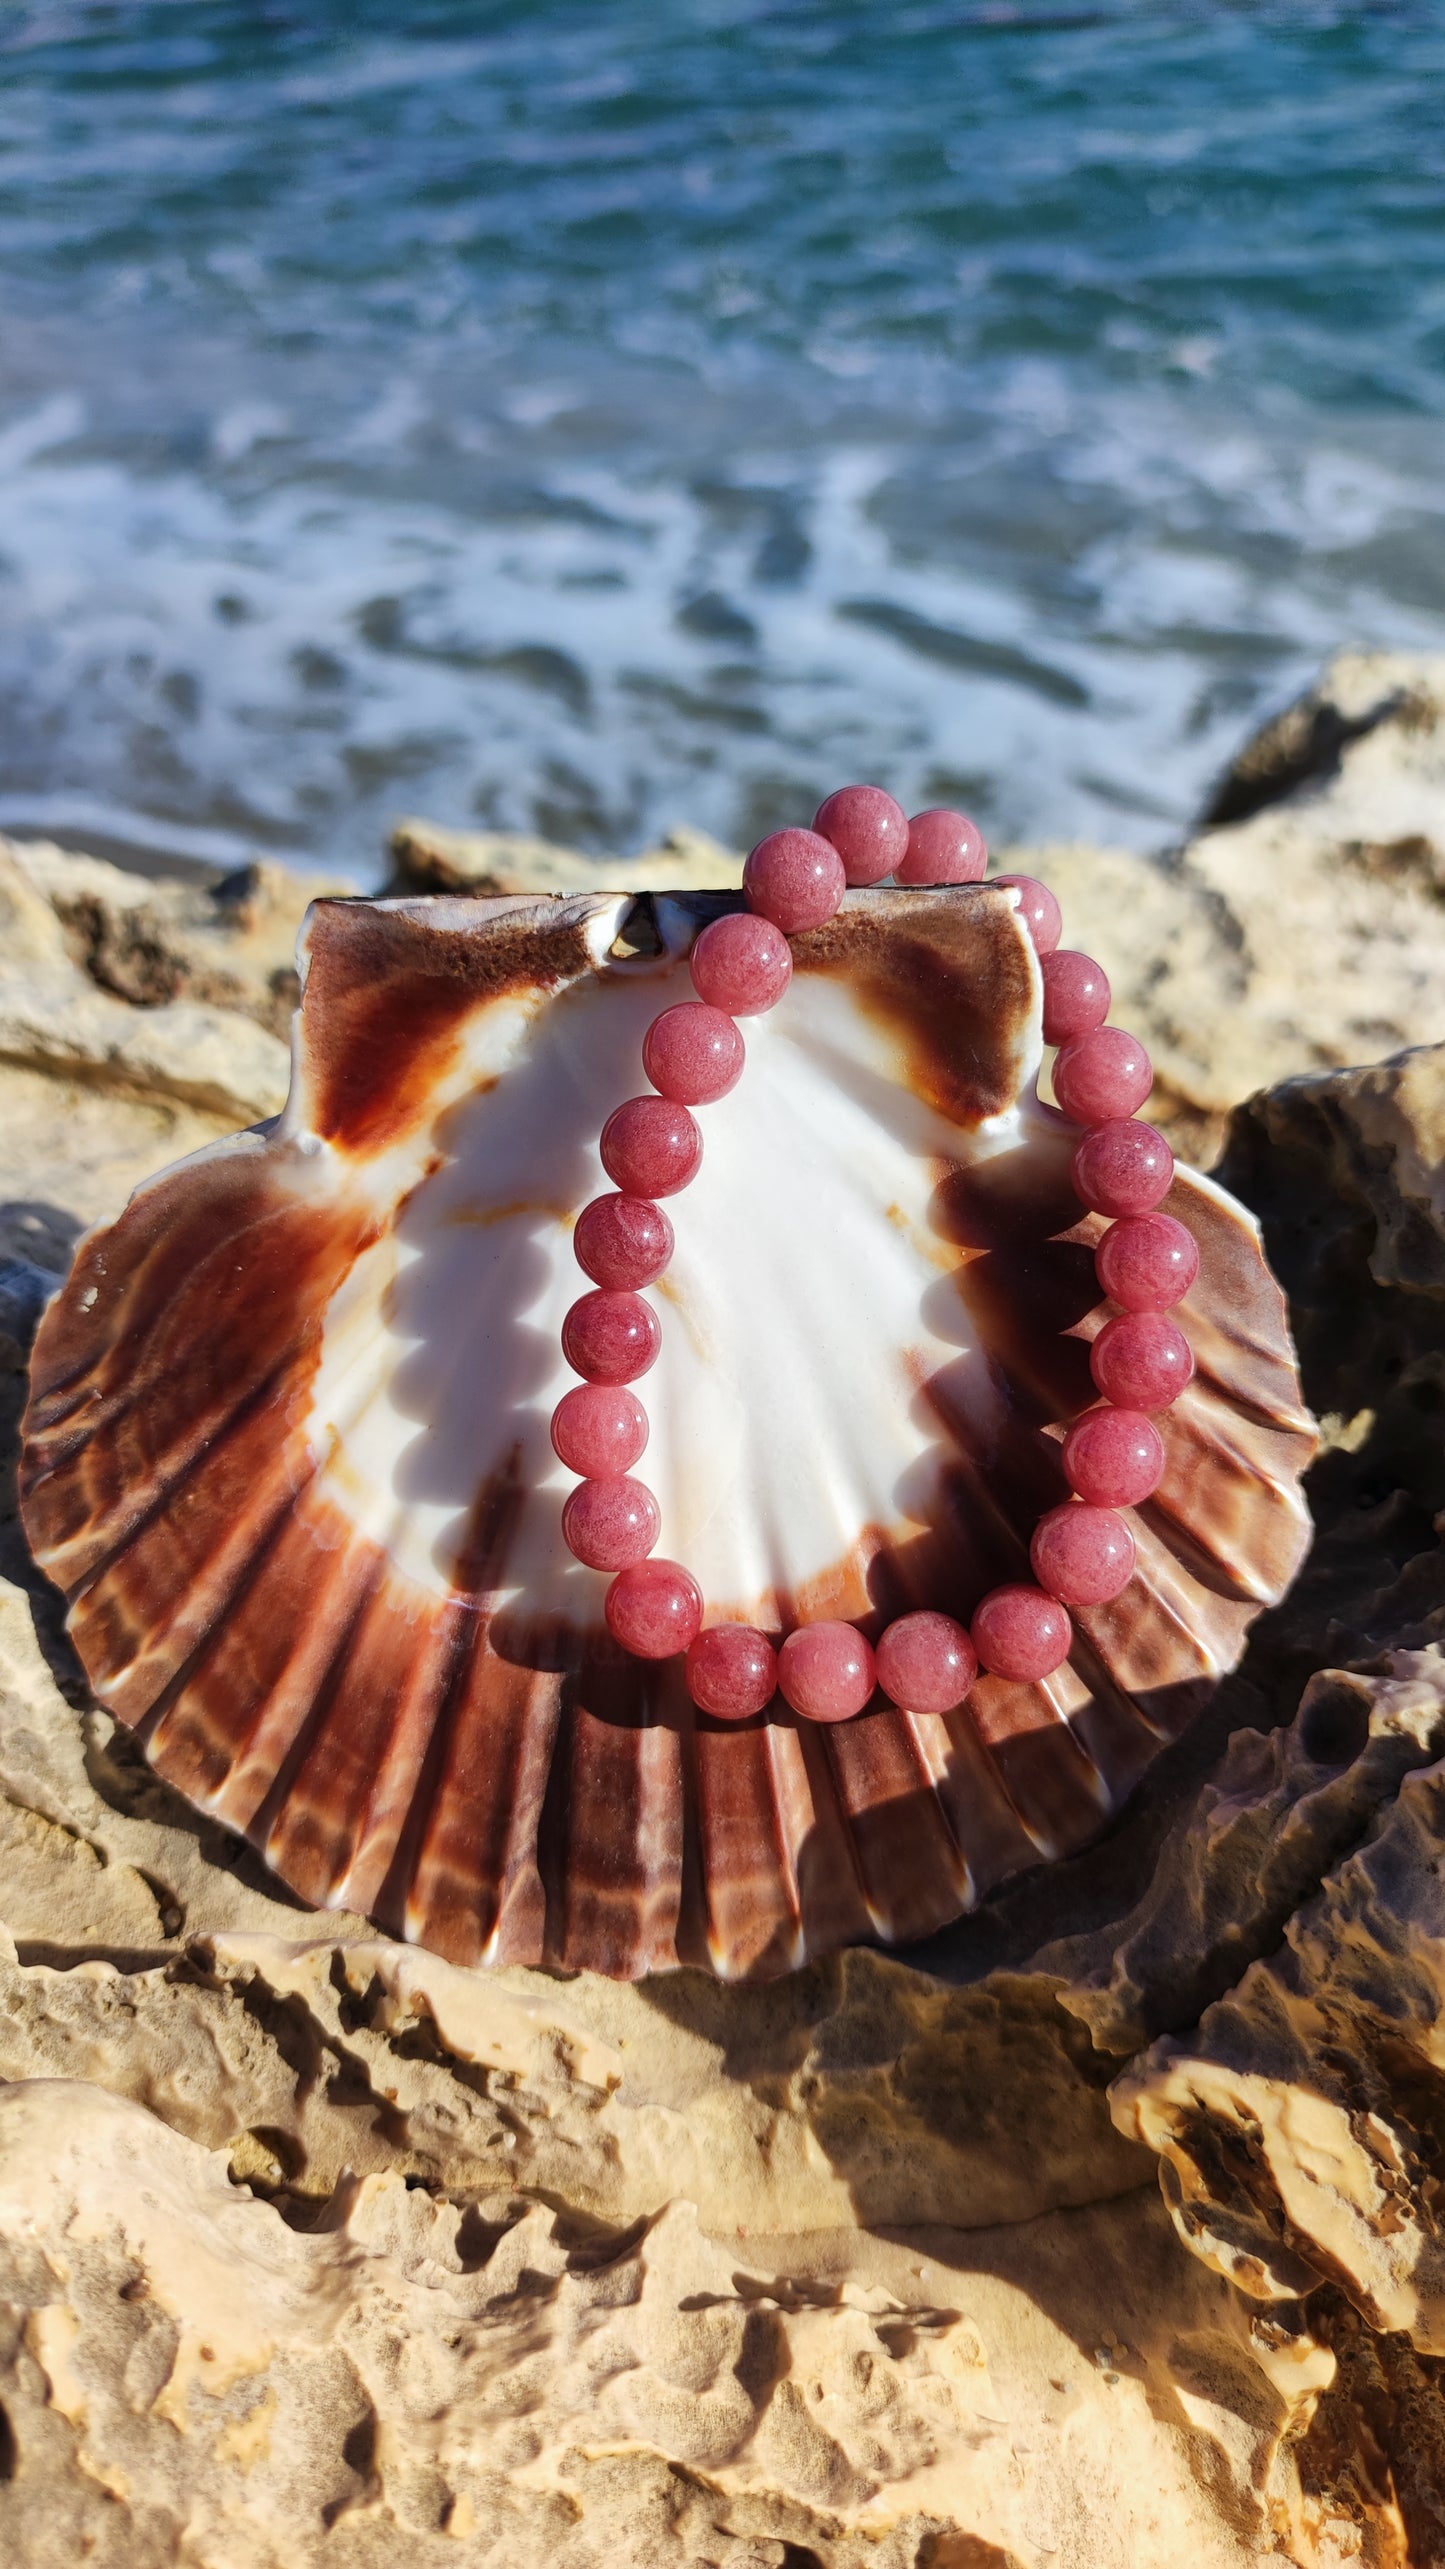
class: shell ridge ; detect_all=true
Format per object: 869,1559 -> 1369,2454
43,1339 -> 317,1605
249,1542 -> 394,1871
115,1436 -> 334,1773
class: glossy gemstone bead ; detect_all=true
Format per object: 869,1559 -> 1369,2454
896,807 -> 988,886
690,911 -> 793,1014
1091,1311 -> 1195,1411
600,1096 -> 702,1197
1072,1118 -> 1175,1217
1041,949 -> 1110,1045
1095,1211 -> 1200,1312
561,1475 -> 660,1571
550,1383 -> 649,1478
1061,1406 -> 1165,1509
970,1584 -> 1072,1683
686,1624 -> 779,1720
1030,1503 -> 1136,1607
993,874 -> 1062,955
875,1611 -> 978,1713
777,1621 -> 877,1723
1053,1027 -> 1154,1127
573,1193 -> 673,1291
643,1002 -> 745,1105
605,1558 -> 702,1658
813,783 -> 909,885
743,827 -> 847,933
561,1289 -> 661,1384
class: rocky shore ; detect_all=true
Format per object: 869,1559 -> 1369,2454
2,652 -> 1444,2566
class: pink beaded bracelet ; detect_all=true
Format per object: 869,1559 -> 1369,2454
552,785 -> 1198,1724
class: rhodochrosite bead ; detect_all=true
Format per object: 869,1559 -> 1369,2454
1073,1118 -> 1175,1217
1091,1311 -> 1195,1411
1041,949 -> 1110,1044
643,1003 -> 744,1105
993,874 -> 1062,955
686,1624 -> 779,1719
1061,1406 -> 1165,1509
605,1558 -> 702,1657
743,828 -> 847,933
1095,1211 -> 1200,1311
690,911 -> 792,1014
551,1383 -> 648,1477
573,1193 -> 673,1290
562,1475 -> 660,1570
1053,1027 -> 1153,1127
875,1611 -> 978,1713
600,1096 -> 702,1197
1031,1503 -> 1136,1607
778,1622 -> 877,1722
561,1289 -> 661,1384
971,1585 -> 1072,1682
896,807 -> 988,886
813,784 -> 908,885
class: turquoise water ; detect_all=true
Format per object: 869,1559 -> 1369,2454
0,1 -> 1442,878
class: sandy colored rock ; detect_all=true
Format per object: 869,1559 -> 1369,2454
387,815 -> 742,897
1,2076 -> 1315,2569
0,842 -> 290,1130
1114,1650 -> 1445,2347
1009,652 -> 1445,1161
4,833 -> 352,1040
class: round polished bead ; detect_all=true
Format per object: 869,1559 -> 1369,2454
561,1475 -> 660,1571
1053,1027 -> 1154,1127
971,1585 -> 1073,1683
690,911 -> 793,1014
896,807 -> 988,886
813,784 -> 909,886
551,1383 -> 649,1478
1072,1118 -> 1175,1217
1031,1503 -> 1137,1607
600,1095 -> 703,1197
1091,1311 -> 1195,1411
574,1193 -> 673,1291
875,1611 -> 978,1713
605,1558 -> 702,1658
1041,949 -> 1111,1045
642,1002 -> 744,1105
686,1624 -> 779,1720
1061,1406 -> 1165,1509
993,874 -> 1062,955
1095,1211 -> 1200,1312
561,1289 -> 661,1384
778,1622 -> 877,1723
743,827 -> 847,933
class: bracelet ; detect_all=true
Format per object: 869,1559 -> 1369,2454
552,785 -> 1197,1724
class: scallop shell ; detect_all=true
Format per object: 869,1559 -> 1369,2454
21,886 -> 1316,1980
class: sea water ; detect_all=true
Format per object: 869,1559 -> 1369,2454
0,0 -> 1441,881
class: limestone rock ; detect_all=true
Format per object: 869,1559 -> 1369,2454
0,2077 -> 1298,2569
1012,651 -> 1445,1162
3,833 -> 351,1041
1199,647 -> 1445,857
388,815 -> 742,897
1113,1649 -> 1445,2350
0,843 -> 290,1131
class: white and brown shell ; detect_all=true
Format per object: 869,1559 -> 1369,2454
20,886 -> 1316,1980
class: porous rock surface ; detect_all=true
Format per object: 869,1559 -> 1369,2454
4,665 -> 1445,2562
